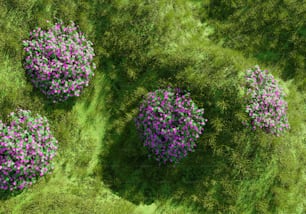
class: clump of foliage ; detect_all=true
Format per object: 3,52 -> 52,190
0,109 -> 58,191
243,65 -> 290,136
23,20 -> 96,103
134,87 -> 208,164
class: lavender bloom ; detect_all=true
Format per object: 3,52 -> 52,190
23,20 -> 96,103
134,87 -> 208,165
243,65 -> 290,136
0,109 -> 58,191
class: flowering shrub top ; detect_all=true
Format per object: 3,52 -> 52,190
135,87 -> 208,164
0,109 -> 58,191
244,65 -> 290,136
23,20 -> 96,103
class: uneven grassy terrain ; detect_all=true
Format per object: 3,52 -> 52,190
0,0 -> 305,213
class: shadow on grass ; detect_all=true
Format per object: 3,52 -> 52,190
99,118 -> 230,207
0,189 -> 23,201
97,68 -> 258,212
0,97 -> 16,121
27,88 -> 77,112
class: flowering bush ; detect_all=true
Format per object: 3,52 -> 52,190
244,65 -> 290,136
134,87 -> 208,164
0,109 -> 58,192
23,20 -> 96,103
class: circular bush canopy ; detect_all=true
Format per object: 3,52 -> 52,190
244,65 -> 290,136
0,109 -> 58,191
135,87 -> 208,164
23,20 -> 96,103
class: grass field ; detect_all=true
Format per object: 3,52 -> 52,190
0,0 -> 305,213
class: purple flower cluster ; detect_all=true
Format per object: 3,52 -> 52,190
23,20 -> 96,103
0,109 -> 58,192
244,65 -> 290,136
134,87 -> 208,164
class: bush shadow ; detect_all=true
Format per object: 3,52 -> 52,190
99,118 -> 227,206
0,189 -> 23,201
98,68 -> 265,212
27,86 -> 77,113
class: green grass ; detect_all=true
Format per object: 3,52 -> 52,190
0,0 -> 305,213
